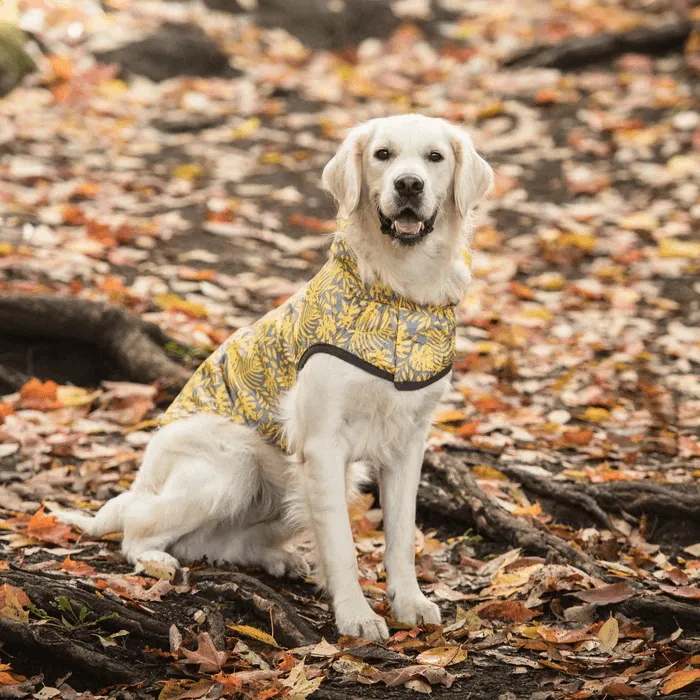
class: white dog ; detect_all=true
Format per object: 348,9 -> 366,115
60,114 -> 493,641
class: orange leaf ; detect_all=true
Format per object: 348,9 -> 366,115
433,409 -> 466,424
662,668 -> 700,695
19,378 -> 61,411
50,55 -> 74,81
288,214 -> 336,233
61,556 -> 96,577
457,420 -> 480,438
0,584 -> 31,622
472,396 -> 509,413
0,403 -> 14,423
562,429 -> 593,446
602,681 -> 642,696
27,507 -> 76,546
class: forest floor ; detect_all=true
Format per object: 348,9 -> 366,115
1,1 -> 699,698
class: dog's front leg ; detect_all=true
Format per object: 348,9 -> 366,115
301,439 -> 389,641
380,436 -> 441,627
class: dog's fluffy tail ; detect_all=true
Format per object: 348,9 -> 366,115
55,491 -> 134,538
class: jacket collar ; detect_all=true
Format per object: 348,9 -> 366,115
330,234 -> 458,311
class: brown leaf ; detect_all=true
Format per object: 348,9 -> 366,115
660,585 -> 700,600
662,669 -> 700,695
180,632 -> 228,672
602,681 -> 643,697
158,680 -> 216,700
472,600 -> 540,623
574,582 -> 634,605
378,665 -> 456,688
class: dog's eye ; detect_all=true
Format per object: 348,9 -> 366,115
428,151 -> 444,163
374,148 -> 391,161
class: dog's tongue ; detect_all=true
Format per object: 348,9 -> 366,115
394,217 -> 422,235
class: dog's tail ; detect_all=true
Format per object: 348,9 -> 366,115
55,491 -> 134,538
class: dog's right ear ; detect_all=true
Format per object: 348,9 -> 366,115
322,122 -> 373,218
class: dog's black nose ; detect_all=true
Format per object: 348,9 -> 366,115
394,175 -> 424,197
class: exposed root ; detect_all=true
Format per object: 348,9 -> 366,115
197,572 -> 321,648
504,19 -> 692,69
620,596 -> 700,632
0,294 -> 190,392
423,453 -> 597,574
588,481 -> 700,521
496,464 -> 616,531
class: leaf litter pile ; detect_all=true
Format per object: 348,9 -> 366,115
1,1 -> 699,698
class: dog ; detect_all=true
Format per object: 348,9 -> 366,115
59,114 -> 493,641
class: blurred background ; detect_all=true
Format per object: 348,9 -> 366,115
0,0 -> 698,461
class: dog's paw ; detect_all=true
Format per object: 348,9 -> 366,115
391,593 -> 441,627
136,550 -> 181,581
335,605 -> 389,641
261,550 -> 311,579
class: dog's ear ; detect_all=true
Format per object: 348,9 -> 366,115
450,126 -> 494,219
322,122 -> 373,218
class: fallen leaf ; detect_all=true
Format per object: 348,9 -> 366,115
662,668 -> 700,695
416,646 -> 467,667
660,585 -> 700,599
602,681 -> 643,696
138,556 -> 177,582
228,624 -> 280,648
158,679 -> 216,700
472,600 -> 540,623
281,661 -> 323,699
598,615 -> 619,653
0,584 -> 30,622
18,378 -> 61,411
180,632 -> 227,672
574,582 -> 634,605
60,556 -> 95,577
27,507 -> 76,546
378,665 -> 456,688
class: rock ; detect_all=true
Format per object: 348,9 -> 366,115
95,22 -> 238,82
0,22 -> 36,96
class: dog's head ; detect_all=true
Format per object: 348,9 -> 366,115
322,114 -> 493,247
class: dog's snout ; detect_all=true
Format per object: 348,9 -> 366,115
394,175 -> 424,197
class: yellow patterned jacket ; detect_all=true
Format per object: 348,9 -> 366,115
160,235 -> 457,451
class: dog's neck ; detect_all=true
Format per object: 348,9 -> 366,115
342,209 -> 473,307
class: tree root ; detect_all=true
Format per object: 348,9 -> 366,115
422,453 -> 597,574
5,567 -> 171,644
588,481 -> 700,521
0,362 -> 30,393
0,294 -> 190,392
0,615 -> 140,683
495,465 -> 616,531
197,573 -> 321,648
620,596 -> 700,632
504,19 -> 692,69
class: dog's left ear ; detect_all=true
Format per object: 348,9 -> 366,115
322,122 -> 374,218
449,127 -> 494,219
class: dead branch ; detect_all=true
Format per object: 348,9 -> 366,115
197,573 -> 321,648
423,453 -> 597,574
0,616 -> 140,684
504,19 -> 692,69
0,294 -> 190,392
620,596 -> 700,631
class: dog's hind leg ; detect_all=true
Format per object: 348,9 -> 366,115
55,491 -> 134,538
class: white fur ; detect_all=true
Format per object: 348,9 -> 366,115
57,115 -> 492,641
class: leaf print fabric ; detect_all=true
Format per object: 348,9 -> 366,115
160,234 -> 457,451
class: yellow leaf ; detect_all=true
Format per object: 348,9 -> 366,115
559,232 -> 597,251
172,164 -> 202,181
56,386 -> 100,407
0,584 -> 30,623
155,294 -> 208,319
233,117 -> 260,138
228,624 -> 280,648
662,668 -> 700,695
281,660 -> 323,699
0,243 -> 14,256
260,152 -> 283,165
416,645 -> 467,667
471,465 -> 507,480
583,407 -> 610,422
597,615 -> 619,653
619,212 -> 658,231
476,102 -> 504,119
433,409 -> 466,424
98,79 -> 128,98
658,239 -> 700,259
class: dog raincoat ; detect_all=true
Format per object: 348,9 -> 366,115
160,234 -> 457,451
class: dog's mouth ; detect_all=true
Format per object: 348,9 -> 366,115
377,208 -> 437,246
